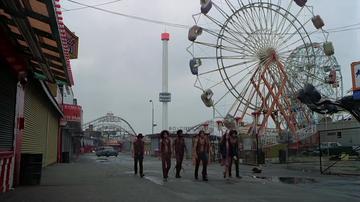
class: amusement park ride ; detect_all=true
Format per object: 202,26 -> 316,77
82,113 -> 137,141
187,0 -> 343,148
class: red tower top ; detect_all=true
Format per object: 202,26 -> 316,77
161,32 -> 170,41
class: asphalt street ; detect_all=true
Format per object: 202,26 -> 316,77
0,153 -> 359,202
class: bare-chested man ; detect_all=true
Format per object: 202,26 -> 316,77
173,130 -> 186,178
194,130 -> 210,181
160,130 -> 171,181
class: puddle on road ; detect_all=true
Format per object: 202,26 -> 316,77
252,176 -> 318,184
95,157 -> 110,164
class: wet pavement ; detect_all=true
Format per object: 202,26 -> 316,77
0,153 -> 359,202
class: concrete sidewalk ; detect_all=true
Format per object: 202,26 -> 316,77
0,153 -> 359,202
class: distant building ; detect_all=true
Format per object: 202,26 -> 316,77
317,118 -> 360,146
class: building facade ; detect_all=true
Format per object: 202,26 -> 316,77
0,0 -> 79,192
317,118 -> 360,146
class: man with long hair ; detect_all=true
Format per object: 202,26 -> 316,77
229,130 -> 240,178
194,130 -> 210,181
220,131 -> 233,180
160,130 -> 172,181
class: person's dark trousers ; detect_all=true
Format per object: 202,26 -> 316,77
175,155 -> 184,177
162,156 -> 171,178
194,152 -> 208,180
134,156 -> 143,176
229,158 -> 239,177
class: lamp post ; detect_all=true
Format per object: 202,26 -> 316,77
149,100 -> 154,134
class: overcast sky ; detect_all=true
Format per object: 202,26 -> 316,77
61,0 -> 360,134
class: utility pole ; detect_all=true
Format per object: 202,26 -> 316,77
149,100 -> 154,134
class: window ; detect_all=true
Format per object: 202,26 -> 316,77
327,132 -> 336,136
337,132 -> 342,139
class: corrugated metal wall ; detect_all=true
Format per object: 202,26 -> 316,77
22,81 -> 59,167
23,82 -> 47,155
0,65 -> 17,150
45,110 -> 58,166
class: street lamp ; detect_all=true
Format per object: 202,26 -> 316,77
149,100 -> 154,134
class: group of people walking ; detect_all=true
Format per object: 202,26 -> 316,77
132,129 -> 240,182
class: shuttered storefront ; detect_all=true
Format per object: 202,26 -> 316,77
45,110 -> 58,166
62,130 -> 72,153
0,65 -> 17,150
22,81 -> 60,167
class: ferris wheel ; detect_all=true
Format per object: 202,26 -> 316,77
286,42 -> 343,123
187,0 -> 336,141
286,42 -> 343,100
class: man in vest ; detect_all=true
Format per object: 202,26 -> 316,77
173,130 -> 187,178
133,133 -> 145,177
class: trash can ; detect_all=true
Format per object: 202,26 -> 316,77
62,152 -> 70,163
20,154 -> 42,185
279,150 -> 287,164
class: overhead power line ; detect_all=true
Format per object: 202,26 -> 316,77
64,0 -> 360,34
327,22 -> 360,31
62,0 -> 122,12
65,0 -> 189,29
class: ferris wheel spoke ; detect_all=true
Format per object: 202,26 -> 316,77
230,84 -> 255,117
194,41 -> 248,55
224,0 -> 238,14
242,5 -> 266,45
203,16 -> 259,54
214,77 -> 245,106
207,61 -> 258,89
205,14 -> 228,31
220,59 -> 258,72
197,55 -> 256,60
252,5 -> 264,33
279,0 -> 294,31
225,21 -> 259,53
222,10 -> 263,53
276,7 -> 303,43
233,81 -> 257,107
252,6 -> 272,50
261,3 -> 273,46
212,3 -> 232,21
276,20 -> 313,51
231,4 -> 263,46
220,32 -> 258,55
272,4 -> 291,42
228,78 -> 254,115
277,29 -> 317,53
232,87 -> 254,117
268,1 -> 280,29
260,5 -> 275,48
198,59 -> 257,76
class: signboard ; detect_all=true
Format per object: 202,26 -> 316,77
159,92 -> 171,102
61,104 -> 82,122
353,90 -> 360,100
65,26 -> 79,59
351,61 -> 360,91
